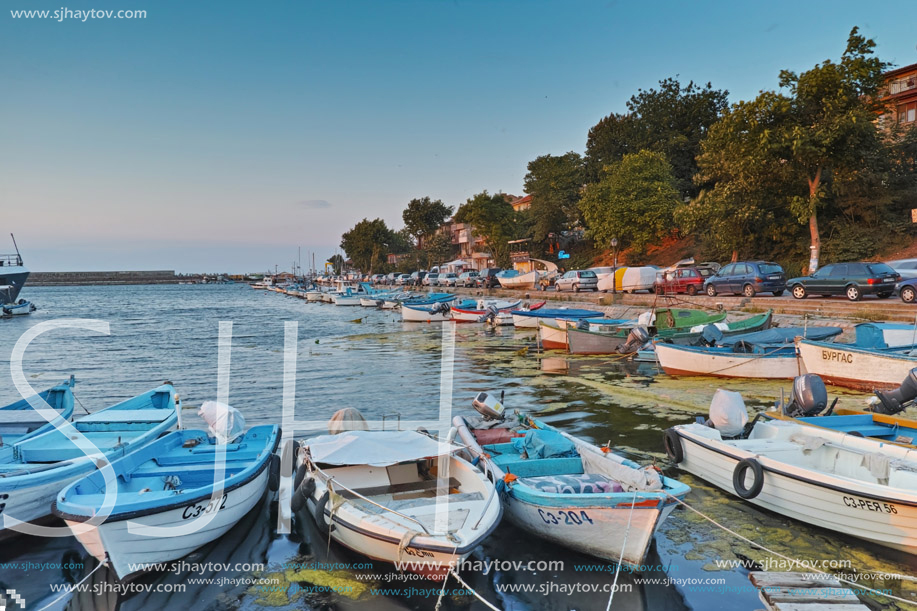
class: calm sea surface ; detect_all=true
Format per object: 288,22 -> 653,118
0,284 -> 914,610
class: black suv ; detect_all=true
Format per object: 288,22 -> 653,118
476,268 -> 502,288
787,262 -> 900,301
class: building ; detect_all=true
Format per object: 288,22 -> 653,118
510,194 -> 532,212
881,63 -> 917,128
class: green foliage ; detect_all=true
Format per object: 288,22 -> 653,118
402,197 -> 454,244
326,254 -> 344,275
585,77 -> 728,196
523,152 -> 586,241
579,150 -> 680,254
454,191 -> 524,267
340,218 -> 398,274
424,231 -> 455,268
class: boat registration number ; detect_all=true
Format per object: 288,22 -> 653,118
842,495 -> 897,514
182,494 -> 228,519
821,349 -> 852,363
537,509 -> 594,526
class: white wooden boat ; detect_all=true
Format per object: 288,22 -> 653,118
797,339 -> 917,391
538,321 -> 569,350
655,343 -> 804,379
498,270 -> 539,289
0,384 -> 179,535
450,299 -> 522,323
305,290 -> 323,302
666,390 -> 917,555
292,429 -> 501,579
54,422 -> 280,579
454,397 -> 689,568
400,302 -> 454,322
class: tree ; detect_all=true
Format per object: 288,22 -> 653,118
578,150 -> 680,254
340,218 -> 397,274
453,191 -> 521,268
424,231 -> 454,267
326,254 -> 344,275
585,77 -> 728,196
402,197 -> 454,245
523,152 -> 585,242
775,27 -> 889,271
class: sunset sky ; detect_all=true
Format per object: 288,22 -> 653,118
3,0 -> 915,272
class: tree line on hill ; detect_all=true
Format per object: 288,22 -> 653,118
338,28 -> 917,276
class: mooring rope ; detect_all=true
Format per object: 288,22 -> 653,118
606,489 -> 639,611
665,493 -> 917,607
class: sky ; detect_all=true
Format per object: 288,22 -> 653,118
1,0 -> 915,273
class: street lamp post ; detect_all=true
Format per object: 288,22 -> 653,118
611,238 -> 619,295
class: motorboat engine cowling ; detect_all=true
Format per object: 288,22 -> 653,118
472,392 -> 505,421
782,374 -> 828,418
700,324 -> 724,347
872,367 -> 917,415
617,326 -> 650,355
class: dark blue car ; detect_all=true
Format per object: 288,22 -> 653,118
703,261 -> 786,297
897,277 -> 917,303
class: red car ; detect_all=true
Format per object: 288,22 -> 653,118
654,265 -> 716,296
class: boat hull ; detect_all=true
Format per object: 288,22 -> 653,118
797,340 -> 917,390
567,327 -> 626,355
654,343 -> 804,379
401,305 -> 452,322
538,322 -> 568,350
0,266 -> 29,304
67,469 -> 269,578
674,425 -> 917,554
498,271 -> 538,290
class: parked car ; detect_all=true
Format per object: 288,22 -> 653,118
620,266 -> 659,293
554,270 -> 599,292
895,277 -> 917,303
787,262 -> 900,301
476,268 -> 502,288
410,271 -> 427,286
370,273 -> 385,284
438,272 -> 459,287
458,271 -> 479,287
887,259 -> 917,280
654,265 -> 716,296
395,273 -> 411,285
422,273 -> 439,287
704,261 -> 786,297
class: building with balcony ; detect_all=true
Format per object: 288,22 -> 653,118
881,63 -> 917,128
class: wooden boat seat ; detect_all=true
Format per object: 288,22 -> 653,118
77,409 -> 172,424
337,477 -> 461,500
491,456 -> 584,478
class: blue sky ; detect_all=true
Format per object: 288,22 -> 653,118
2,0 -> 915,272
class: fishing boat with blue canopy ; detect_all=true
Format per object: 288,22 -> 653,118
0,383 -> 179,535
0,377 -> 75,454
54,401 -> 280,579
511,307 -> 603,328
454,392 -> 690,568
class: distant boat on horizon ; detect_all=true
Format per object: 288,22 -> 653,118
1,234 -> 33,315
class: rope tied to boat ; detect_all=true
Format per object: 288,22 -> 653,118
605,489 -> 638,611
36,559 -> 109,611
664,492 -> 917,607
434,565 -> 500,611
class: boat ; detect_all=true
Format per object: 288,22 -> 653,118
854,322 -> 917,349
454,393 -> 690,567
0,384 -> 179,535
450,299 -> 523,323
305,290 -> 324,302
332,288 -> 363,306
568,311 -> 772,356
664,381 -> 917,555
654,326 -> 844,379
0,377 -> 75,452
54,403 -> 280,579
0,235 -> 32,315
511,308 -> 603,329
796,339 -> 917,391
498,270 -> 539,289
538,321 -> 569,350
291,424 -> 502,579
401,299 -> 458,322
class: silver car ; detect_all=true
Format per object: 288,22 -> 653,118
888,259 -> 917,280
554,270 -> 599,292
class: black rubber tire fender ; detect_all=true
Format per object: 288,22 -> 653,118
733,458 -> 765,499
663,428 -> 684,463
268,454 -> 281,492
291,476 -> 315,513
312,489 -> 331,534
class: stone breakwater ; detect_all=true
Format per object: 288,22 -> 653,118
29,270 -> 193,286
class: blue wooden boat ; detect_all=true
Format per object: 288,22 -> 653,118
511,308 -> 603,328
0,377 -> 75,455
454,401 -> 690,568
54,424 -> 280,578
0,384 -> 179,535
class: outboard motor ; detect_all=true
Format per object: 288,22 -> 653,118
617,326 -> 650,355
432,301 -> 452,315
472,391 -> 505,421
782,374 -> 829,418
576,318 -> 591,330
700,324 -> 724,347
871,368 -> 917,415
478,305 -> 499,325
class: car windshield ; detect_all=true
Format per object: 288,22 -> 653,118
867,263 -> 896,276
579,271 -> 597,278
758,264 -> 782,275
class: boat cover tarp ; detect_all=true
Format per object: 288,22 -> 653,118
199,401 -> 245,444
306,430 -> 459,466
717,326 -> 843,348
513,308 -> 602,319
511,430 -> 578,459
